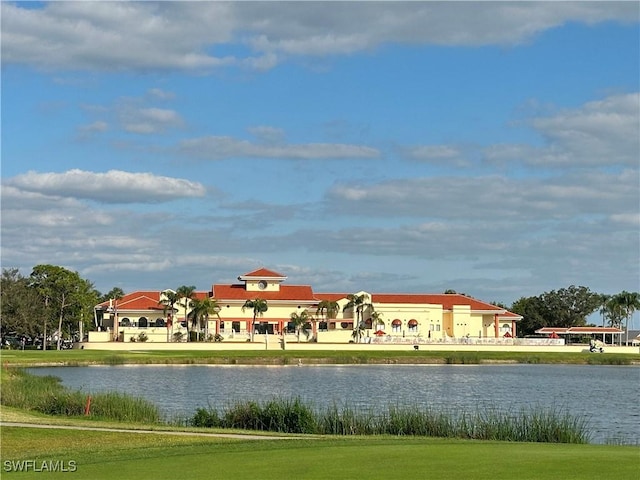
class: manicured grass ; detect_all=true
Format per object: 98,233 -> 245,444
2,426 -> 638,480
2,348 -> 639,367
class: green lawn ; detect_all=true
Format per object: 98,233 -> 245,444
2,426 -> 638,480
2,348 -> 639,366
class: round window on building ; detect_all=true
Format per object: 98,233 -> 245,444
258,280 -> 267,290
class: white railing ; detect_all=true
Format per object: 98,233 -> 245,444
370,336 -> 565,346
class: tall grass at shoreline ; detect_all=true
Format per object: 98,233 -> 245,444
189,398 -> 591,444
1,367 -> 160,423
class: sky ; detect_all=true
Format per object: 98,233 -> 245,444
1,1 -> 639,325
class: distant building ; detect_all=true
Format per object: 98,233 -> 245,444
94,267 -> 522,344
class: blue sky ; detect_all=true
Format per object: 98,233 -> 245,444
1,2 -> 639,325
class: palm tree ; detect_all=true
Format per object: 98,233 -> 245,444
343,293 -> 371,343
189,297 -> 221,341
158,289 -> 180,342
598,294 -> 611,327
176,285 -> 196,341
316,299 -> 340,335
370,311 -> 384,332
610,291 -> 640,345
242,298 -> 268,342
289,310 -> 310,342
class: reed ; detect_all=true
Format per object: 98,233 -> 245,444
1,366 -> 160,423
189,397 -> 590,443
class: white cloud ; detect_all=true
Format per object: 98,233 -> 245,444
76,120 -> 108,139
120,107 -> 184,134
177,135 -> 380,160
527,93 -> 640,167
6,169 -> 207,204
2,2 -> 636,72
327,168 -> 638,221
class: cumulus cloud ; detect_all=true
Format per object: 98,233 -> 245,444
177,135 -> 380,160
2,2 -> 636,72
6,169 -> 207,204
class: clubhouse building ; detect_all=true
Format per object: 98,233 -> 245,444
93,268 -> 522,344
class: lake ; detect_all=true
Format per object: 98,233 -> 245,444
28,364 -> 639,444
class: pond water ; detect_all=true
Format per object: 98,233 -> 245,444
28,364 -> 639,444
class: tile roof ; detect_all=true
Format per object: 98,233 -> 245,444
535,327 -> 624,334
314,293 -> 347,302
240,268 -> 286,278
371,293 -> 505,312
213,284 -> 315,302
97,290 -> 209,311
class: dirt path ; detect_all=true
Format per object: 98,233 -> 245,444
0,422 -> 299,440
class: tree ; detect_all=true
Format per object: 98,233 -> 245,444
510,296 -> 548,337
1,268 -> 43,339
99,287 -> 125,304
511,286 -> 602,337
608,291 -> 640,345
159,290 -> 181,342
242,298 -> 268,342
538,286 -> 601,329
316,299 -> 340,336
343,293 -> 371,343
289,310 -> 310,342
597,294 -> 612,327
29,265 -> 99,350
176,285 -> 196,341
370,311 -> 384,331
189,297 -> 221,340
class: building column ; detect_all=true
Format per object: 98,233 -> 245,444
511,320 -> 516,338
494,314 -> 499,338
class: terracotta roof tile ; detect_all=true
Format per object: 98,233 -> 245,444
314,293 -> 347,302
371,293 -> 505,312
213,284 -> 315,302
240,268 -> 286,278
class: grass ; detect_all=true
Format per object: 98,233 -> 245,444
2,348 -> 639,367
189,399 -> 591,443
1,426 -> 638,480
1,367 -> 161,423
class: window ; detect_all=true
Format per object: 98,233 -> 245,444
408,319 -> 418,333
155,318 -> 165,327
139,317 -> 148,328
232,321 -> 240,332
392,319 -> 402,333
120,318 -> 131,327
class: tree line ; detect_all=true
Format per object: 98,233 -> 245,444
1,265 -> 639,349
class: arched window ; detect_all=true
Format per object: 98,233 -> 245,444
340,322 -> 351,329
408,319 -> 418,333
392,319 -> 402,333
120,318 -> 131,327
139,317 -> 148,328
155,318 -> 165,327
